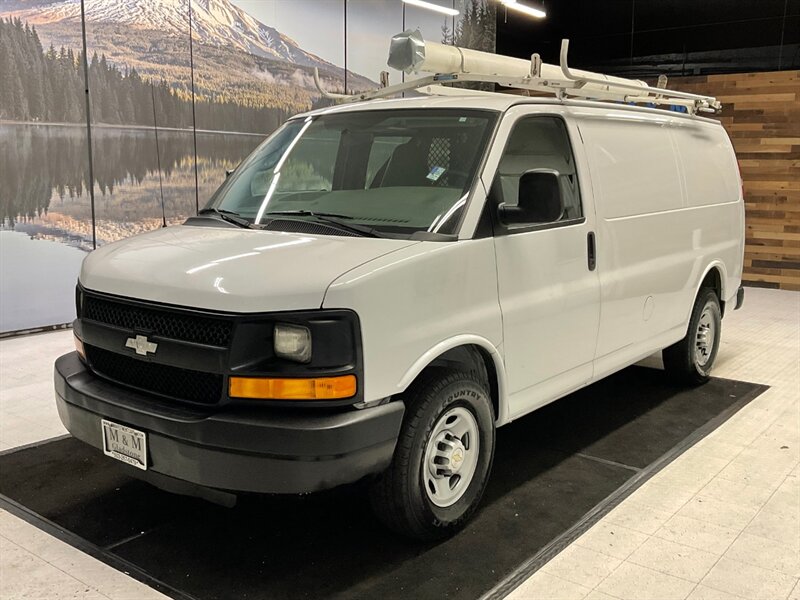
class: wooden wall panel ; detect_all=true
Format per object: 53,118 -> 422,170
669,71 -> 800,291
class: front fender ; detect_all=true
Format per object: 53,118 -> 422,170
322,239 -> 504,416
397,335 -> 509,426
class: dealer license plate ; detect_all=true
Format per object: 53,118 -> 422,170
101,419 -> 147,470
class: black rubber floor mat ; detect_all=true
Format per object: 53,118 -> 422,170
0,367 -> 766,600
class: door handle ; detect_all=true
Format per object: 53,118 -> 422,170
587,231 -> 596,271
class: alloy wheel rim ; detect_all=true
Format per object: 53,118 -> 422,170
423,406 -> 480,508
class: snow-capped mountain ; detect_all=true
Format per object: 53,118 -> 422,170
5,0 -> 348,72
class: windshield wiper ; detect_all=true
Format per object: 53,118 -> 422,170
197,207 -> 253,229
263,210 -> 385,238
265,210 -> 354,220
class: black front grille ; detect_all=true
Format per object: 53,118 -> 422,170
83,294 -> 232,347
86,345 -> 223,405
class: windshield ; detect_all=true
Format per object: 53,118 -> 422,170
204,109 -> 496,237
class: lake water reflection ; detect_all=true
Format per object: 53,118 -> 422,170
0,123 -> 264,332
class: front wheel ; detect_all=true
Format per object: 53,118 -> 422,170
663,288 -> 722,385
369,370 -> 495,540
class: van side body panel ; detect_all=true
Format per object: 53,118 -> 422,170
576,108 -> 743,380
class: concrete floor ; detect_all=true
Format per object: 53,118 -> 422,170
0,287 -> 798,600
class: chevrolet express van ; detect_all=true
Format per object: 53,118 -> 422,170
55,40 -> 745,540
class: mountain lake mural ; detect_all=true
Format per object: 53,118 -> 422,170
0,0 -> 496,332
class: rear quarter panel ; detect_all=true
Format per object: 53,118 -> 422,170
671,119 -> 745,305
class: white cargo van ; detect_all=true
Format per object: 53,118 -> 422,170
56,34 -> 744,540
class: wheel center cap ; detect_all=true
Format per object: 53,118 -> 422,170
428,431 -> 468,478
448,440 -> 466,473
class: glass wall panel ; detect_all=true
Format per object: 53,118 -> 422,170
346,0 -> 403,88
0,12 -> 89,332
84,0 -> 196,234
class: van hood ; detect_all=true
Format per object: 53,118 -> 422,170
80,224 -> 417,313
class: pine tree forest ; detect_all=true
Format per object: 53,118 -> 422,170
0,17 -> 291,134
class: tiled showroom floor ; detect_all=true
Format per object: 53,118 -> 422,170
1,288 -> 798,600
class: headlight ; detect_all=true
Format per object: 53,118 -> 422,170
274,323 -> 312,363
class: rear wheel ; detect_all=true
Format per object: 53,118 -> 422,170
369,369 -> 495,540
663,288 -> 722,385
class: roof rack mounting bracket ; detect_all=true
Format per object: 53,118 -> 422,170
530,53 -> 542,79
313,68 -> 349,100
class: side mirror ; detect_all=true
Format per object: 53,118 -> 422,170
497,203 -> 528,225
499,169 -> 563,225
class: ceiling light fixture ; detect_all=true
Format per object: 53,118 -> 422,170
402,0 -> 460,17
500,0 -> 546,19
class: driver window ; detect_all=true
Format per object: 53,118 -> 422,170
495,116 -> 582,226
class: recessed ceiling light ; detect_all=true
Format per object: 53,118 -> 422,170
500,0 -> 546,19
402,0 -> 460,17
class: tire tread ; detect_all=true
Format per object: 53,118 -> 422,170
369,369 -> 492,540
663,288 -> 721,385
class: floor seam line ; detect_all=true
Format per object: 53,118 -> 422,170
0,529 -> 116,600
574,453 -> 641,473
694,468 -> 789,595
104,527 -> 159,551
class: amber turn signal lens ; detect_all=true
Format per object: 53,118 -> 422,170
229,375 -> 357,400
74,334 -> 86,360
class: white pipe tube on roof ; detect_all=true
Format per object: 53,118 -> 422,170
387,30 -> 650,96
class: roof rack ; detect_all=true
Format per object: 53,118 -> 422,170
314,31 -> 721,115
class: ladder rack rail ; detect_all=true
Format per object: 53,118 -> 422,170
557,40 -> 720,111
313,38 -> 721,115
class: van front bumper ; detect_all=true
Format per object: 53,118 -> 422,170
54,352 -> 404,494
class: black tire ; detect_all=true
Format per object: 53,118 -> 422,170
369,369 -> 495,541
663,288 -> 722,385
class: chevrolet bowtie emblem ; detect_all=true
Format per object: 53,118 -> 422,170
125,335 -> 158,356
